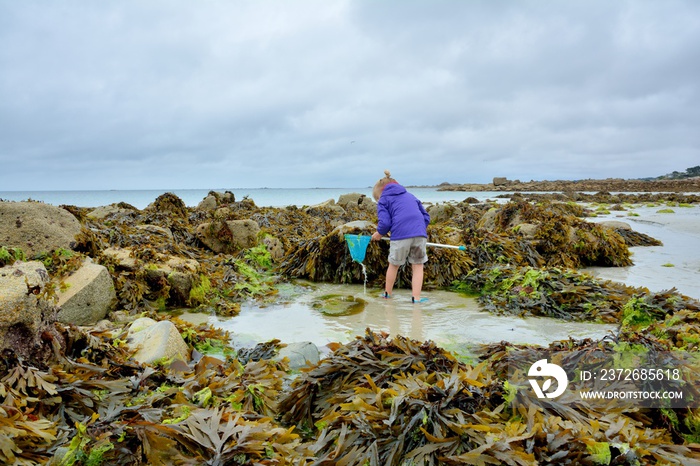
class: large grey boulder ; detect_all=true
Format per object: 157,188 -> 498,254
197,195 -> 218,211
0,201 -> 82,257
337,193 -> 376,213
126,317 -> 189,364
56,260 -> 117,325
0,261 -> 54,356
195,219 -> 260,254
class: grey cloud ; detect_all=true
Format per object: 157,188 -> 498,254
1,0 -> 699,190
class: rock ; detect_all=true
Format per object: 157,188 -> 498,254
197,195 -> 218,211
56,260 -> 117,326
145,193 -> 188,218
493,177 -> 509,187
515,223 -> 539,240
135,224 -> 174,240
126,317 -> 190,364
427,203 -> 462,223
86,204 -> 134,220
166,271 -> 194,305
332,221 -> 376,237
275,341 -> 320,369
102,247 -> 138,270
476,208 -> 499,231
337,193 -> 366,208
0,261 -> 55,357
262,235 -> 285,262
196,191 -> 236,211
305,201 -> 346,215
337,193 -> 376,213
195,219 -> 260,254
102,247 -> 199,306
214,207 -> 232,218
599,220 -> 632,231
0,201 -> 82,257
221,191 -> 235,204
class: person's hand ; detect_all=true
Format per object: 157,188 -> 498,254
371,231 -> 383,241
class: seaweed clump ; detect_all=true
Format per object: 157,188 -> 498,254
454,265 -> 639,322
0,318 -> 311,465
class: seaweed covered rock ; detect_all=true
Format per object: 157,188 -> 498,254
456,265 -> 639,322
195,219 -> 260,254
145,192 -> 188,218
279,222 -> 474,288
196,190 -> 235,211
86,203 -> 138,220
478,200 -> 634,267
427,202 -> 463,223
278,329 -> 700,465
278,330 -> 501,463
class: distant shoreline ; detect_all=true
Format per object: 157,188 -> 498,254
431,176 -> 700,193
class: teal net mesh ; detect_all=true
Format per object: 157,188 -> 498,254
344,234 -> 371,263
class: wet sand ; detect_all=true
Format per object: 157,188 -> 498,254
586,204 -> 700,299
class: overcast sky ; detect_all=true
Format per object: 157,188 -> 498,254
1,1 -> 699,191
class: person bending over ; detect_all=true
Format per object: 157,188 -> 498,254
370,170 -> 431,303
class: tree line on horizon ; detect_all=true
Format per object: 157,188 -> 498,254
649,165 -> 700,180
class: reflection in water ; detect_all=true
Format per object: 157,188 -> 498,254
180,283 -> 616,351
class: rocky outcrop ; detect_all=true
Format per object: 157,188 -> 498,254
87,204 -> 136,220
196,191 -> 236,211
102,247 -> 200,306
441,177 -> 700,193
0,201 -> 81,257
126,317 -> 189,364
56,259 -> 117,326
337,192 -> 376,213
0,261 -> 55,358
195,219 -> 260,254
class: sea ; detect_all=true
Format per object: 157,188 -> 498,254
0,187 -> 504,210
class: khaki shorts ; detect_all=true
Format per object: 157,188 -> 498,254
388,237 -> 428,266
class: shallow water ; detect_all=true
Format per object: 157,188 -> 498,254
586,205 -> 700,299
180,204 -> 700,352
181,281 -> 616,352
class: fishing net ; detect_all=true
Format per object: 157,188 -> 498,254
344,234 -> 371,263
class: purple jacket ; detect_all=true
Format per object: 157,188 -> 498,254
376,183 -> 430,240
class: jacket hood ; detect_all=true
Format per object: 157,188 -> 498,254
381,183 -> 406,197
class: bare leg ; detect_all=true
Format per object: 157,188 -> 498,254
411,263 -> 424,300
385,263 -> 399,296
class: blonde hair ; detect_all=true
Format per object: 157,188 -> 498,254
372,169 -> 397,201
